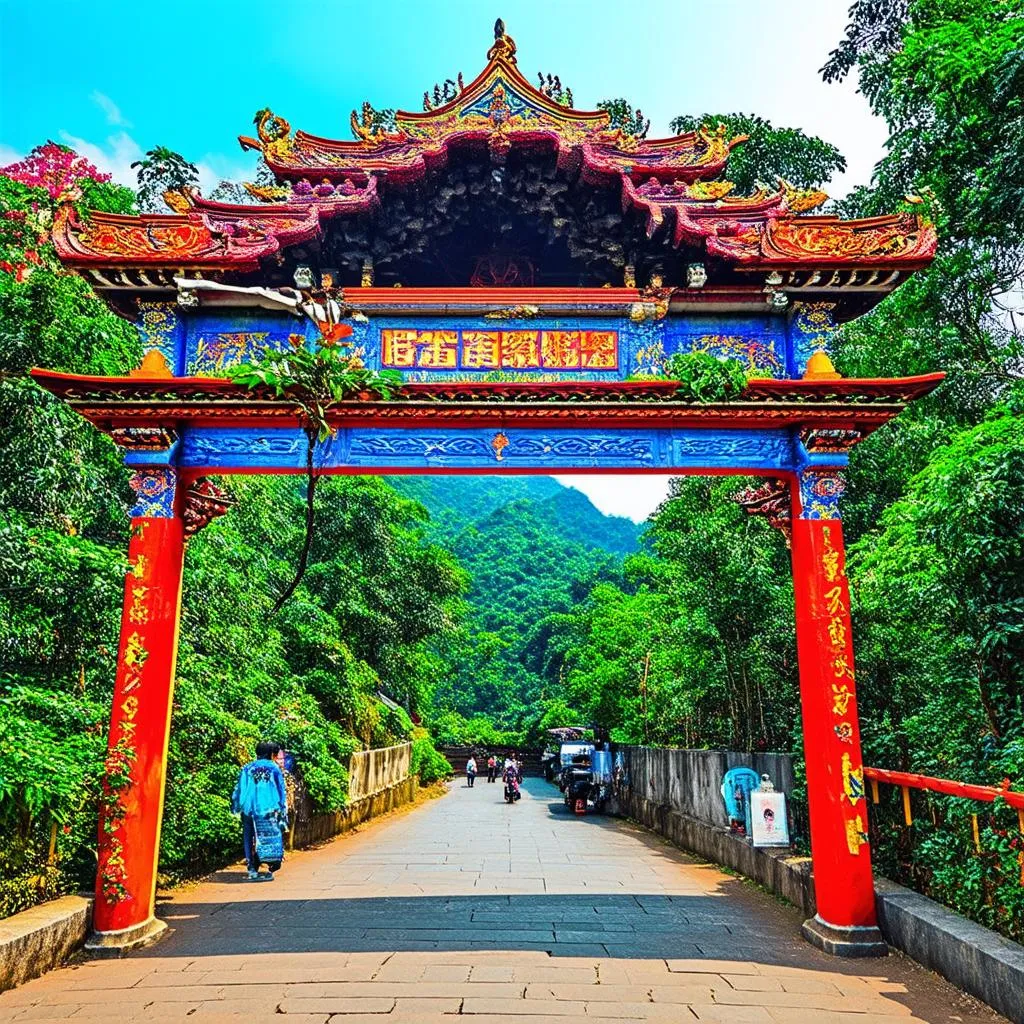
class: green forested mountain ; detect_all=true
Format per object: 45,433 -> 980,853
387,476 -> 563,535
389,476 -> 642,735
388,476 -> 640,557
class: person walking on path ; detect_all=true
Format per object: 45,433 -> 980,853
231,740 -> 288,881
466,755 -> 477,788
487,754 -> 497,783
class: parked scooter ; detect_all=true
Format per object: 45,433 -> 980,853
560,747 -> 612,815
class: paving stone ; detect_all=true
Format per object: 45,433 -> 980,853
462,996 -> 586,1015
275,996 -> 396,1014
722,974 -> 786,991
689,1005 -> 776,1023
511,966 -> 597,984
525,982 -> 661,1002
391,996 -> 463,1013
2,778 -> 1006,1024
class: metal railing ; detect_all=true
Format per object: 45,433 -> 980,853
865,766 -> 1024,858
863,766 -> 1024,941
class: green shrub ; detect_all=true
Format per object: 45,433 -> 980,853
0,867 -> 69,919
664,352 -> 748,402
411,731 -> 453,785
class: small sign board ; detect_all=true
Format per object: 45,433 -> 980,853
750,790 -> 790,847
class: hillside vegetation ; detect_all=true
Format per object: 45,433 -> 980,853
1,0 -> 1022,939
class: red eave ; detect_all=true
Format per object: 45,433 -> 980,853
29,368 -> 946,401
29,368 -> 945,438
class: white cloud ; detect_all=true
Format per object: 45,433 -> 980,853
90,91 -> 132,129
48,124 -> 257,201
554,475 -> 673,523
57,129 -> 143,189
194,153 -> 259,197
0,143 -> 22,169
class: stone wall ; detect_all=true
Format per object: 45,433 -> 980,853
613,745 -> 796,829
0,896 -> 93,993
348,743 -> 412,803
290,742 -> 417,848
609,746 -> 815,916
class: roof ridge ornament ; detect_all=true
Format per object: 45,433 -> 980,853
488,18 -> 517,64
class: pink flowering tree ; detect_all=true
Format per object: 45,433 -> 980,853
0,142 -> 136,282
1,141 -> 111,202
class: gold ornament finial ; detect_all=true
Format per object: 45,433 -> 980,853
129,349 -> 173,379
488,18 -> 517,63
162,189 -> 193,214
491,432 -> 510,461
803,350 -> 841,381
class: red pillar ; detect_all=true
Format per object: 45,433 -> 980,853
791,510 -> 887,956
89,468 -> 185,950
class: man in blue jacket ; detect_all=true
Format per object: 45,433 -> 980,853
231,741 -> 288,881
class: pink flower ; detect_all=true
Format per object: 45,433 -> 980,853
1,142 -> 111,200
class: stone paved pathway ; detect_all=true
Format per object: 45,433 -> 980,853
0,778 -> 1007,1023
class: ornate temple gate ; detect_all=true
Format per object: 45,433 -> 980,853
35,24 -> 940,957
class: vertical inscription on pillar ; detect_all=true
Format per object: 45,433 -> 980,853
821,525 -> 868,855
94,476 -> 186,935
98,529 -> 152,906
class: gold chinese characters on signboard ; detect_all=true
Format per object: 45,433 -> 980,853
381,328 -> 618,370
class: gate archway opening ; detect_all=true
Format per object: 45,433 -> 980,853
34,22 -> 940,958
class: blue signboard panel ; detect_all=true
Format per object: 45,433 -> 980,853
176,310 -> 791,382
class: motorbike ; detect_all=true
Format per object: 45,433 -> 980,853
560,749 -> 612,815
562,766 -> 591,814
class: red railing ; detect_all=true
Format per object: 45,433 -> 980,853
864,766 -> 1024,877
864,767 -> 1024,811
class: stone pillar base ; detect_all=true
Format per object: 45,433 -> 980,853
802,915 -> 888,958
84,916 -> 168,958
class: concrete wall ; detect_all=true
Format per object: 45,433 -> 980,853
348,743 -> 412,803
609,745 -> 1024,1022
290,776 -> 419,849
613,745 -> 796,829
609,746 -> 814,917
290,742 -> 417,848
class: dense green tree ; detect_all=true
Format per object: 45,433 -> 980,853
0,154 -> 463,908
668,113 -> 845,195
528,478 -> 798,751
131,146 -> 199,213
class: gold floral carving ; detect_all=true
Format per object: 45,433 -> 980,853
780,178 -> 828,214
685,180 -> 736,201
77,218 -> 214,260
768,218 -> 925,259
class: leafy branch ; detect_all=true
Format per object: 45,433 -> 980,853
229,326 -> 403,614
631,351 -> 748,401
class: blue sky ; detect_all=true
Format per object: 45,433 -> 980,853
0,0 -> 888,520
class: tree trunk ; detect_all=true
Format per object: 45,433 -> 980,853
271,429 -> 318,616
